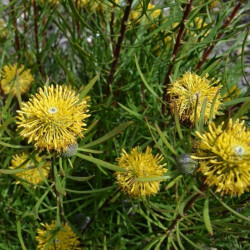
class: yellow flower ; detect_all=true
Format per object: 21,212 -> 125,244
0,19 -> 8,39
168,72 -> 222,124
16,85 -> 90,152
193,119 -> 250,196
10,153 -> 50,185
78,0 -> 118,12
0,63 -> 34,96
115,146 -> 167,197
130,3 -> 163,25
36,221 -> 80,250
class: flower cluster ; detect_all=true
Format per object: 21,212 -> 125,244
16,85 -> 90,152
168,72 -> 222,124
115,147 -> 167,197
0,63 -> 34,96
193,119 -> 250,196
36,221 -> 80,249
10,153 -> 50,185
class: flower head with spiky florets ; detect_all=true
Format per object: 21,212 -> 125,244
0,63 -> 34,96
10,153 -> 50,186
36,221 -> 80,250
16,85 -> 90,153
193,119 -> 250,196
115,146 -> 167,197
168,72 -> 222,125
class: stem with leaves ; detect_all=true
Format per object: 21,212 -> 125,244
106,0 -> 133,96
162,0 -> 193,116
196,0 -> 243,71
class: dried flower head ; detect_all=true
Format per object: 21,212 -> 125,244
36,221 -> 80,249
0,19 -> 8,39
16,85 -> 90,152
10,153 -> 50,185
115,146 -> 167,197
168,72 -> 222,124
0,63 -> 34,96
193,119 -> 250,196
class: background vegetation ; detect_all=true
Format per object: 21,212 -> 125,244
0,0 -> 249,249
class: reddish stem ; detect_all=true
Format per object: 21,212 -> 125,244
106,0 -> 134,96
196,0 -> 243,71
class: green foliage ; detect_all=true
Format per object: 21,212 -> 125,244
0,0 -> 249,249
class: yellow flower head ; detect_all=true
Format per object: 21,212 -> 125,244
0,19 -> 8,39
0,63 -> 34,96
36,221 -> 80,250
194,119 -> 250,196
115,146 -> 167,197
168,72 -> 222,124
10,153 -> 50,185
16,85 -> 90,152
78,0 -> 118,12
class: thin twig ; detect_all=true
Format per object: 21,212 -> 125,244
162,0 -> 193,116
110,7 -> 115,56
10,0 -> 21,59
196,0 -> 243,71
106,0 -> 134,96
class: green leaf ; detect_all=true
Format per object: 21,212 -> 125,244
118,103 -> 143,120
54,165 -> 66,196
65,174 -> 95,182
16,220 -> 27,250
134,53 -> 158,99
82,121 -> 132,148
203,191 -> 213,235
78,73 -> 100,101
0,140 -> 33,149
0,166 -> 37,174
179,231 -> 203,250
222,97 -> 250,107
76,153 -> 125,172
210,190 -> 250,223
232,99 -> 250,121
165,175 -> 183,190
31,186 -> 52,219
198,97 -> 207,133
209,88 -> 221,122
173,102 -> 183,140
154,123 -> 178,156
65,186 -> 115,194
135,175 -> 171,182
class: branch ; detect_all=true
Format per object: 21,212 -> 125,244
106,0 -> 134,96
196,0 -> 243,71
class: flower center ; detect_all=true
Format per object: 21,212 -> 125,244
55,238 -> 60,244
233,146 -> 245,156
48,107 -> 57,114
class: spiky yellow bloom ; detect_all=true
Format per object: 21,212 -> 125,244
193,119 -> 250,196
0,63 -> 34,96
222,85 -> 241,102
115,147 -> 167,197
0,19 -> 8,39
10,153 -> 50,185
168,72 -> 222,124
36,221 -> 80,250
16,85 -> 90,152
